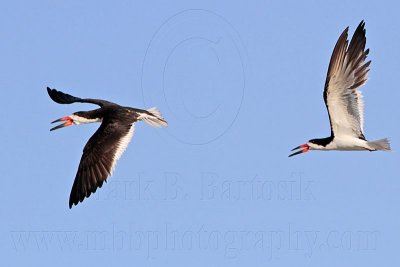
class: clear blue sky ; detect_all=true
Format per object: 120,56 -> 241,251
1,0 -> 399,266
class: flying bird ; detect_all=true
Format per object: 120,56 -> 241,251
47,87 -> 167,208
289,21 -> 390,157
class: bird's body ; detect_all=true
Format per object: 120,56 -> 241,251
309,136 -> 383,151
47,87 -> 167,208
289,21 -> 390,157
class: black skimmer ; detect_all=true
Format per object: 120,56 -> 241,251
47,87 -> 167,208
289,21 -> 390,157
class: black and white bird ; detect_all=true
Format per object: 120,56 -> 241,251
289,21 -> 390,157
47,87 -> 167,208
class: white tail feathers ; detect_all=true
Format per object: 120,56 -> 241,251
368,138 -> 391,151
138,107 -> 168,127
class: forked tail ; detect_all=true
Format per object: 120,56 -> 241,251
368,138 -> 391,151
138,107 -> 168,127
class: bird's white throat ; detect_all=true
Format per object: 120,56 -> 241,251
70,114 -> 102,125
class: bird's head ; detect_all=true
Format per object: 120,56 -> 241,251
307,139 -> 328,150
288,139 -> 329,157
50,111 -> 101,131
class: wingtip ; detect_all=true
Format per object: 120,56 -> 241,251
355,20 -> 366,34
69,195 -> 76,209
47,87 -> 57,98
339,26 -> 349,40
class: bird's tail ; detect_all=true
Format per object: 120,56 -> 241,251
138,107 -> 168,127
368,138 -> 391,151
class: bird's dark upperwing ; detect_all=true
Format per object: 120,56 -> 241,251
69,119 -> 135,208
47,87 -> 117,107
323,21 -> 370,139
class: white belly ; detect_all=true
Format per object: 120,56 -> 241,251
326,136 -> 370,151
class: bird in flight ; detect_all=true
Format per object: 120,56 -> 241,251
47,87 -> 167,208
289,21 -> 390,157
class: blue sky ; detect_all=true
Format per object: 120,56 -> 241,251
1,0 -> 399,266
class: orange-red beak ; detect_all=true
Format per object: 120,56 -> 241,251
50,116 -> 73,131
288,144 -> 310,157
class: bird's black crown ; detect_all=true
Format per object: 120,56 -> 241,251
308,137 -> 333,147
